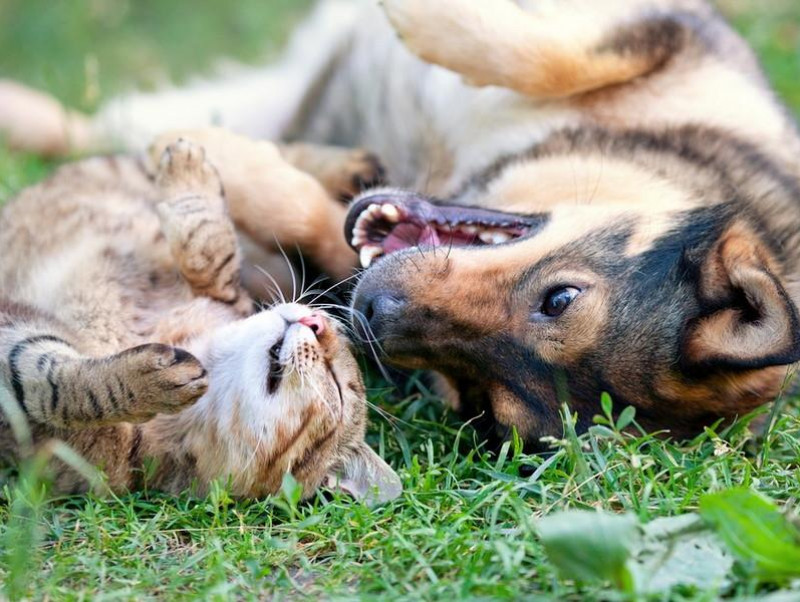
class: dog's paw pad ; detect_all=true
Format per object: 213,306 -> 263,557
340,150 -> 387,201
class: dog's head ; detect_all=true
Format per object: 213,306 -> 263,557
346,147 -> 800,448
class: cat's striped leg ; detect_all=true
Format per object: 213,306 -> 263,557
0,300 -> 208,429
155,139 -> 250,312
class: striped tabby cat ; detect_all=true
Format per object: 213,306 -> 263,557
0,133 -> 400,502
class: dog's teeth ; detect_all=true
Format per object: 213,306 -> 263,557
381,204 -> 400,222
460,225 -> 478,235
368,204 -> 383,217
355,214 -> 371,231
354,227 -> 370,241
477,230 -> 512,244
351,228 -> 366,245
360,245 -> 383,268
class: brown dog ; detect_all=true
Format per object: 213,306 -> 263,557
1,0 -> 799,448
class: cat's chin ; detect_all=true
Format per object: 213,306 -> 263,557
157,303 -> 357,497
141,305 -> 395,501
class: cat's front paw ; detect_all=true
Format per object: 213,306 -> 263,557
156,138 -> 224,202
117,343 -> 208,420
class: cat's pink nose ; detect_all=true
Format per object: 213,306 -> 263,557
297,313 -> 326,337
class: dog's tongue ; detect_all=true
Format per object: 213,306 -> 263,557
384,223 -> 441,253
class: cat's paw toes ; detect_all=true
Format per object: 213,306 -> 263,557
122,343 -> 209,417
180,228 -> 242,302
156,138 -> 223,200
338,150 -> 386,201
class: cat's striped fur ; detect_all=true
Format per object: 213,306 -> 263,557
0,134 -> 399,500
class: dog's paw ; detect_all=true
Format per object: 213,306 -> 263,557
336,149 -> 386,201
156,138 -> 224,201
0,80 -> 82,156
381,0 -> 496,80
381,0 -> 423,43
381,0 -> 452,62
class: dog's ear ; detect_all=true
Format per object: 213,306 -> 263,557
683,222 -> 800,370
325,442 -> 402,505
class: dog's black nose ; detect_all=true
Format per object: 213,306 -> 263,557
353,290 -> 406,340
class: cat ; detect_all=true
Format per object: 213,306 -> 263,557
0,131 -> 400,502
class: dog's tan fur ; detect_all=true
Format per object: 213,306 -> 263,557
1,0 -> 799,446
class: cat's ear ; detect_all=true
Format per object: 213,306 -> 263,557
326,442 -> 402,505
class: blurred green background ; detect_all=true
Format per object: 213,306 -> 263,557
0,0 -> 312,111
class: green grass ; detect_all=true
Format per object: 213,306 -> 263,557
1,1 -> 800,599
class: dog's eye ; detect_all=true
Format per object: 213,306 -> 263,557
541,287 -> 581,317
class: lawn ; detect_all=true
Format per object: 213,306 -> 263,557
1,1 -> 800,599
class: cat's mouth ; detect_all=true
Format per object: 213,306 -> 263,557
266,337 -> 285,394
345,191 -> 547,268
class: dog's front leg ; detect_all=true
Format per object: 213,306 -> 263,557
382,0 -> 690,99
278,143 -> 385,202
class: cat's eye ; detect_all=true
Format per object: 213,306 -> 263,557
540,286 -> 581,318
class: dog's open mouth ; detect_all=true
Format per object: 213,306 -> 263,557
345,192 -> 545,268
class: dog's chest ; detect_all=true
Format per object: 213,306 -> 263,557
297,9 -> 582,197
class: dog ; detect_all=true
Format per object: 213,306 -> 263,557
1,0 -> 799,449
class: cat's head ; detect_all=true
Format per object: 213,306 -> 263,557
189,303 -> 401,502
